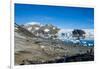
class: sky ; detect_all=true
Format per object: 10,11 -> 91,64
15,3 -> 94,29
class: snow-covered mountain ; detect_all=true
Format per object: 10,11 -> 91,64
21,22 -> 94,40
58,29 -> 94,40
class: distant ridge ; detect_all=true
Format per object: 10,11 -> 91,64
15,23 -> 35,37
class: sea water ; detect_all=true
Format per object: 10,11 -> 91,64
80,39 -> 94,46
60,39 -> 94,47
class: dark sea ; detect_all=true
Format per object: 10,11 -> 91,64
80,39 -> 94,46
61,39 -> 94,47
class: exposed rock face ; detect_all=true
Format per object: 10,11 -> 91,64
22,24 -> 60,38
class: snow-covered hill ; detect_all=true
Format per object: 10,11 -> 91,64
58,29 -> 94,40
20,22 -> 94,40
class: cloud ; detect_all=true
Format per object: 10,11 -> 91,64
59,29 -> 94,33
24,22 -> 41,25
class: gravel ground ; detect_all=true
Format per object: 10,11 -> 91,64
14,32 -> 94,65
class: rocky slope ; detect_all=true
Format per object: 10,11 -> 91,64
14,25 -> 94,65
